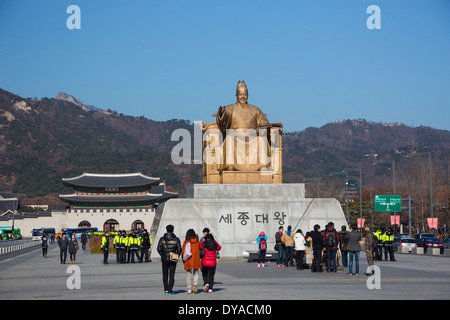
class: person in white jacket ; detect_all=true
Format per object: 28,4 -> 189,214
294,229 -> 307,270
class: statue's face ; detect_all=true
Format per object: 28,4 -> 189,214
236,89 -> 248,105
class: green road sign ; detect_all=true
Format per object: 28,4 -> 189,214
374,195 -> 401,212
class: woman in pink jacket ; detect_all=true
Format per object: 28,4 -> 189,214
200,233 -> 222,293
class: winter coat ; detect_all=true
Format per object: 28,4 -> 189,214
41,237 -> 48,248
182,237 -> 202,270
294,233 -> 306,251
157,232 -> 182,263
200,239 -> 221,267
256,234 -> 268,251
310,231 -> 323,251
58,237 -> 69,251
68,239 -> 78,254
346,230 -> 362,252
281,232 -> 294,246
323,226 -> 340,249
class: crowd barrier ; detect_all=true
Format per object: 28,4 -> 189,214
0,241 -> 41,255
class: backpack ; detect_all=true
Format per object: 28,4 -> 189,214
326,230 -> 337,247
259,237 -> 267,251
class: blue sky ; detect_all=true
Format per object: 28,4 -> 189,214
1,0 -> 449,132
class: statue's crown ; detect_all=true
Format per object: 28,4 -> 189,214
236,80 -> 248,93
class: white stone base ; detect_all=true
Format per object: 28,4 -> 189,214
151,184 -> 347,259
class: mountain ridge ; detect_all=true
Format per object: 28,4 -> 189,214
0,87 -> 449,210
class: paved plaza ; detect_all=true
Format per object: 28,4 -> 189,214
0,242 -> 449,300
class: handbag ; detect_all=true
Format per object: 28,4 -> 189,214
169,252 -> 179,263
183,242 -> 192,262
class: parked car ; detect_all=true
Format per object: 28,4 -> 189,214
443,238 -> 450,249
417,237 -> 444,254
393,237 -> 417,252
397,233 -> 411,239
414,233 -> 434,241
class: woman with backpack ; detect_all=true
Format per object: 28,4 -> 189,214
256,231 -> 268,267
200,233 -> 221,293
182,229 -> 201,294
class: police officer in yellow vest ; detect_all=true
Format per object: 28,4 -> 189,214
119,230 -> 128,264
129,231 -> 141,263
113,232 -> 121,263
374,228 -> 384,261
101,232 -> 110,264
382,229 -> 396,261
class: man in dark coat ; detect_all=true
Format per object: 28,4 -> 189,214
310,224 -> 323,272
57,233 -> 69,264
157,224 -> 182,295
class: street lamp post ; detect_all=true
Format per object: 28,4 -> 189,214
407,152 -> 433,219
346,168 -> 363,234
330,171 -> 349,222
373,159 -> 396,195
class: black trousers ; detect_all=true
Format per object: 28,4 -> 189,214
258,250 -> 266,264
60,249 -> 67,263
162,261 -> 177,293
376,245 -> 384,260
140,246 -> 150,262
130,249 -> 139,263
311,249 -> 323,272
102,248 -> 109,263
202,266 -> 216,290
296,250 -> 305,269
42,247 -> 47,257
384,245 -> 395,261
119,248 -> 127,263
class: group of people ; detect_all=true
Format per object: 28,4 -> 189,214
257,222 -> 381,278
40,232 -> 85,264
101,229 -> 152,264
156,225 -> 221,295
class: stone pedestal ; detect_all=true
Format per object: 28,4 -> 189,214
151,184 -> 347,259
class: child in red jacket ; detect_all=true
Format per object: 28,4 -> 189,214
200,233 -> 222,292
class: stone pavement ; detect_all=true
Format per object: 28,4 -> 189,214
0,242 -> 449,300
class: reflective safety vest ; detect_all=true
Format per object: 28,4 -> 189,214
101,236 -> 109,250
382,234 -> 394,245
129,236 -> 141,250
113,235 -> 120,246
374,231 -> 384,246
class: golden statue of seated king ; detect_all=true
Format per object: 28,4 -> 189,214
202,80 -> 283,184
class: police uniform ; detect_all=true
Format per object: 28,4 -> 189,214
113,233 -> 120,263
119,231 -> 128,263
382,231 -> 396,261
129,233 -> 141,263
101,233 -> 110,264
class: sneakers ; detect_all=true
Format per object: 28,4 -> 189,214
203,284 -> 209,293
262,263 -> 265,268
257,263 -> 261,268
208,289 -> 213,293
187,290 -> 192,294
193,285 -> 198,294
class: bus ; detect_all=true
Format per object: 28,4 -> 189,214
61,227 -> 98,239
31,228 -> 56,240
1,227 -> 22,240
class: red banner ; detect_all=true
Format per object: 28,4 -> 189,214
357,218 -> 365,228
390,215 -> 400,226
427,218 -> 438,230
